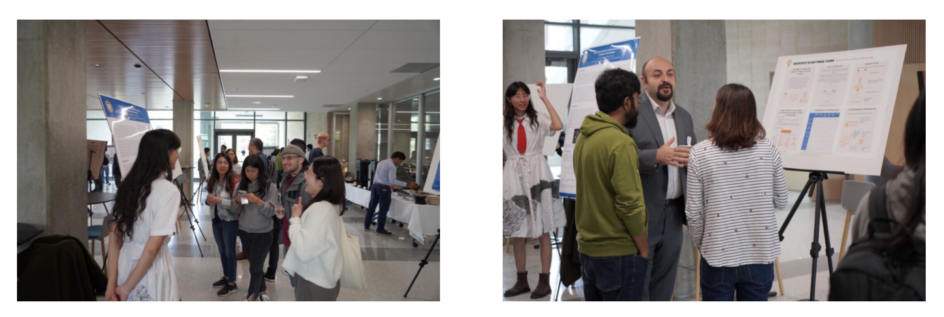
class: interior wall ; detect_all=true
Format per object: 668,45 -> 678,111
305,111 -> 328,149
635,20 -> 673,75
502,20 -> 545,92
356,102 -> 378,162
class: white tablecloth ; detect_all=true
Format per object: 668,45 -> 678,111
345,183 -> 440,243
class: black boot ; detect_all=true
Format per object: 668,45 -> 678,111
503,271 -> 531,297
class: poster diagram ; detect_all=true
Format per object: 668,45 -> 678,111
836,110 -> 877,154
801,112 -> 840,153
769,108 -> 806,153
814,64 -> 850,107
848,61 -> 887,107
779,66 -> 813,108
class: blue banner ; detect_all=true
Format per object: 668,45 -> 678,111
100,95 -> 150,124
432,162 -> 440,191
578,38 -> 640,68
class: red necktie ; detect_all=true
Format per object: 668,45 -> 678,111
517,119 -> 526,154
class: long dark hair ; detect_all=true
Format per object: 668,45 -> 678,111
207,153 -> 236,196
504,82 -> 538,142
706,83 -> 766,151
303,156 -> 347,216
237,154 -> 269,198
886,92 -> 925,252
111,129 -> 180,240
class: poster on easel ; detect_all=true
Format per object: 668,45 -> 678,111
87,140 -> 108,179
423,137 -> 440,195
762,45 -> 907,175
100,94 -> 182,179
559,38 -> 640,198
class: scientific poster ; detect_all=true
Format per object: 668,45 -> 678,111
559,38 -> 640,198
424,137 -> 440,195
762,45 -> 907,175
100,94 -> 183,179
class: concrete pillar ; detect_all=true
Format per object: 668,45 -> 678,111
17,20 -> 87,239
305,111 -> 329,146
849,20 -> 874,50
354,103 -> 378,162
635,20 -> 674,75
173,100 -> 194,200
672,20 -> 728,300
503,20 -> 545,91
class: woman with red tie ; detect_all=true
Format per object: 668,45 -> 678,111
502,81 -> 565,299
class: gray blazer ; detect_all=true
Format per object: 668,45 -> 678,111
625,93 -> 697,233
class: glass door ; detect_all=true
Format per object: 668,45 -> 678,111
215,129 -> 254,169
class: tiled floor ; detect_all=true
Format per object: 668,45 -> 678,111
503,190 -> 852,301
87,182 -> 439,301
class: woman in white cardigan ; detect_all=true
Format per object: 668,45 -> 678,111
279,155 -> 346,301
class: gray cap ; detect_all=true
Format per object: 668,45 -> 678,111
281,144 -> 305,158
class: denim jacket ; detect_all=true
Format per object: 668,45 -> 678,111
209,180 -> 237,221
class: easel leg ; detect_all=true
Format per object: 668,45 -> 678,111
775,257 -> 784,296
839,210 -> 852,263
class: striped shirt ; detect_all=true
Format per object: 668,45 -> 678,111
685,138 -> 788,267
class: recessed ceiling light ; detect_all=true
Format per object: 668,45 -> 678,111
252,101 -> 262,105
220,70 -> 321,74
377,97 -> 383,100
93,64 -> 102,68
227,95 -> 294,98
295,75 -> 309,82
433,77 -> 440,81
413,98 -> 418,101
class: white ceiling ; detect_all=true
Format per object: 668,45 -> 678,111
207,20 -> 440,112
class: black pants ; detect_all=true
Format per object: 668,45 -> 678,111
266,221 -> 280,275
365,184 -> 392,232
238,230 -> 271,299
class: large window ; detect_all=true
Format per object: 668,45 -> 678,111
543,20 -> 636,84
88,110 -> 305,175
375,89 -> 440,187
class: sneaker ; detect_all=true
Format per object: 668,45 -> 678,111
377,229 -> 393,235
259,293 -> 270,301
282,269 -> 291,277
217,283 -> 238,297
211,277 -> 228,288
264,271 -> 275,282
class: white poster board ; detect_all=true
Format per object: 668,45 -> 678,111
526,83 -> 573,156
559,38 -> 640,198
423,137 -> 440,195
100,94 -> 183,179
761,45 -> 907,176
197,136 -> 210,181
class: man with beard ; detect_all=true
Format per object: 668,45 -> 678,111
625,56 -> 697,301
573,68 -> 649,301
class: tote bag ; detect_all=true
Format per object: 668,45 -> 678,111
338,215 -> 367,289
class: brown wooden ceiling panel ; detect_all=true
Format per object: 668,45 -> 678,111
86,20 -> 226,110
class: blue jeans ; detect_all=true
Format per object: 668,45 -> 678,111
579,253 -> 649,301
365,185 -> 392,232
700,258 -> 773,301
212,219 -> 239,284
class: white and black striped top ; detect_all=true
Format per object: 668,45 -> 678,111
685,138 -> 788,267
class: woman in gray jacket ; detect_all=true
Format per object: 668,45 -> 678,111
232,155 -> 280,301
206,153 -> 240,296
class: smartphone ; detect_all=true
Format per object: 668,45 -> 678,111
238,190 -> 248,204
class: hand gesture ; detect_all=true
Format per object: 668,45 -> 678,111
274,206 -> 285,219
655,137 -> 688,168
291,198 -> 303,218
408,182 -> 419,189
536,81 -> 548,100
246,193 -> 260,205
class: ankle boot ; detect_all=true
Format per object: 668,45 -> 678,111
530,273 -> 552,299
503,271 -> 531,297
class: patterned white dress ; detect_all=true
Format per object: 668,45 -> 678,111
503,112 -> 566,238
116,178 -> 180,301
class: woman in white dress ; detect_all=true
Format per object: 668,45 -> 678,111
502,81 -> 565,299
105,129 -> 181,301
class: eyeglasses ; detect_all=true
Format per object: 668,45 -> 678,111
216,161 -> 229,165
511,94 -> 530,101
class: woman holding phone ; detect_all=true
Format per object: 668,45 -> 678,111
105,129 -> 181,301
206,153 -> 240,296
502,81 -> 565,299
282,156 -> 346,301
232,155 -> 279,301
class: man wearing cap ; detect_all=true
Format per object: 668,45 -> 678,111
273,144 -> 311,287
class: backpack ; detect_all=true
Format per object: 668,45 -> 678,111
828,184 -> 925,301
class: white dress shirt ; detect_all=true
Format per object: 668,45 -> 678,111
646,91 -> 682,200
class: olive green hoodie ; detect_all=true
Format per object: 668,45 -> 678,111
573,111 -> 648,257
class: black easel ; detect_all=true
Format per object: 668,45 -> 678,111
173,179 -> 206,257
778,169 -> 841,301
404,229 -> 439,298
87,150 -> 95,193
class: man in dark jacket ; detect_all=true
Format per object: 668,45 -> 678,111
273,144 -> 311,287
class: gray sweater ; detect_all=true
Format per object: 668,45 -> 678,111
232,181 -> 279,233
852,167 -> 925,242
